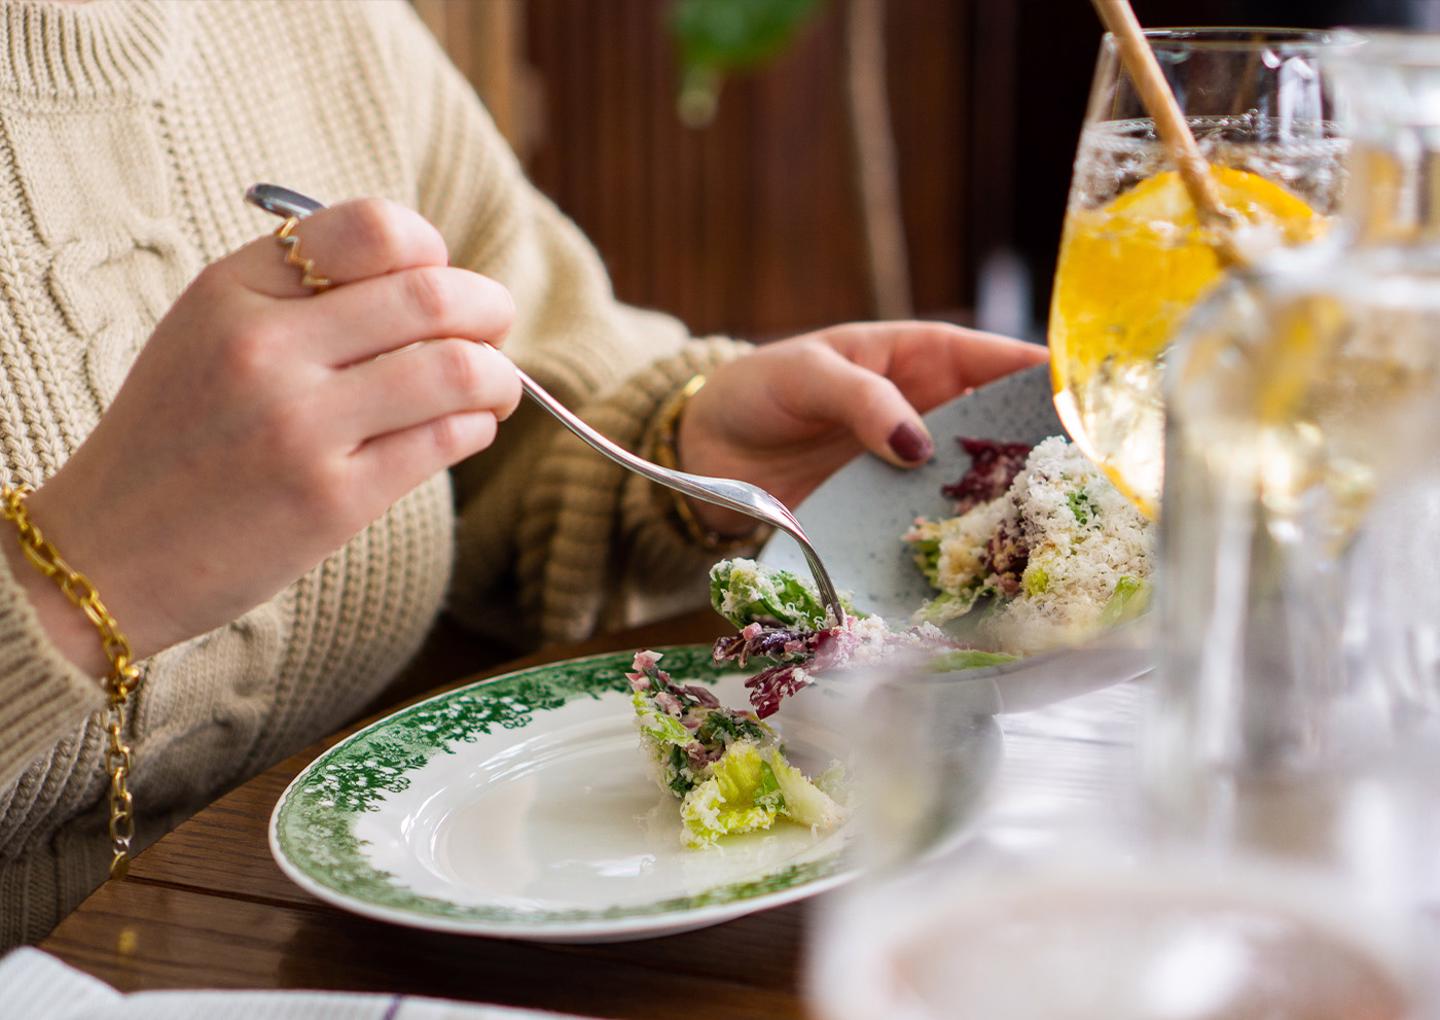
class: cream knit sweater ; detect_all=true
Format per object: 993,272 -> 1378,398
0,0 -> 743,945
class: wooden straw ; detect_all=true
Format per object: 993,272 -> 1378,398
1089,0 -> 1244,265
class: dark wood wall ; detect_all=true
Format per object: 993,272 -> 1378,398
523,0 -> 973,340
422,0 -> 1431,344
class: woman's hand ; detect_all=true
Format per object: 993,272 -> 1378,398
9,199 -> 521,675
677,321 -> 1047,535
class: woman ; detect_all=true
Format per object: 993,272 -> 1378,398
0,0 -> 1043,945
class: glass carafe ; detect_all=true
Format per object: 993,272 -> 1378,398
1146,30 -> 1440,984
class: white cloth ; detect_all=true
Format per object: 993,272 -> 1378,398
0,949 -> 590,1020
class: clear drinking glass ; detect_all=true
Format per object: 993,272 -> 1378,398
806,644 -> 1183,1019
808,625 -> 1425,1018
1143,28 -> 1440,1015
806,30 -> 1440,1015
1049,28 -> 1345,517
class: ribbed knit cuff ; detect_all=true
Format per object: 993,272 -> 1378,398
617,346 -> 765,601
0,540 -> 105,792
0,0 -> 176,100
517,337 -> 752,644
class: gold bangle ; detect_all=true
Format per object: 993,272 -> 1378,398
0,486 -> 142,879
650,375 -> 770,553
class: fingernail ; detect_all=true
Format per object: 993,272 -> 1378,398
887,422 -> 934,464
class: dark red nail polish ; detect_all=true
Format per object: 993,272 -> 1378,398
887,422 -> 933,464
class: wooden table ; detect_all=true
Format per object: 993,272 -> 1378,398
38,608 -> 1147,1019
39,609 -> 833,1020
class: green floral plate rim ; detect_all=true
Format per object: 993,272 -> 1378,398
268,644 -> 853,940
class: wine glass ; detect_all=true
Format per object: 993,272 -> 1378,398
1049,28 -> 1345,517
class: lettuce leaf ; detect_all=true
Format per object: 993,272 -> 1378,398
1100,575 -> 1150,627
927,648 -> 1018,672
913,590 -> 977,627
709,558 -> 855,629
906,530 -> 944,587
680,741 -> 781,848
764,747 -> 845,828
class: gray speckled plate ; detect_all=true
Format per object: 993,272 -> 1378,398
759,364 -> 1060,624
757,362 -> 1151,704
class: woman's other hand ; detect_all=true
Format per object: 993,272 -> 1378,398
10,199 -> 522,674
677,321 -> 1047,536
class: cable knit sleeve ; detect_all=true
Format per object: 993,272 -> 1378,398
368,3 -> 755,649
0,543 -> 105,792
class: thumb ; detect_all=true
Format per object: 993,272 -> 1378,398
792,353 -> 935,469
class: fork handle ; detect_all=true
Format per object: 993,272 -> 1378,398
242,183 -> 847,625
519,366 -> 845,613
518,368 -> 846,622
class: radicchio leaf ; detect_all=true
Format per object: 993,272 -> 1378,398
942,438 -> 1033,514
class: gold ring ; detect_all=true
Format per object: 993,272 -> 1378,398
273,217 -> 332,293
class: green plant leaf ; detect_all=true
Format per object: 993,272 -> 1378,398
668,0 -> 825,125
670,0 -> 823,71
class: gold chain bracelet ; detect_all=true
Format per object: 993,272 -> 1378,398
650,375 -> 770,553
0,486 -> 142,878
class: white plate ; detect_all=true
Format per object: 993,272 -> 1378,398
270,645 -> 999,942
760,363 -> 1061,624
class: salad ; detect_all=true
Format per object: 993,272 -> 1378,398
708,559 -> 1014,718
628,559 -> 1010,849
628,434 -> 1152,850
903,436 -> 1153,654
628,648 -> 844,849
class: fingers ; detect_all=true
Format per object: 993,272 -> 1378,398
229,197 -> 450,298
297,266 -> 516,366
787,348 -> 935,469
925,324 -> 1049,384
328,339 -> 522,444
354,411 -> 500,498
822,321 -> 1048,414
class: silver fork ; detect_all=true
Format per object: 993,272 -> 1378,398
244,183 -> 846,624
